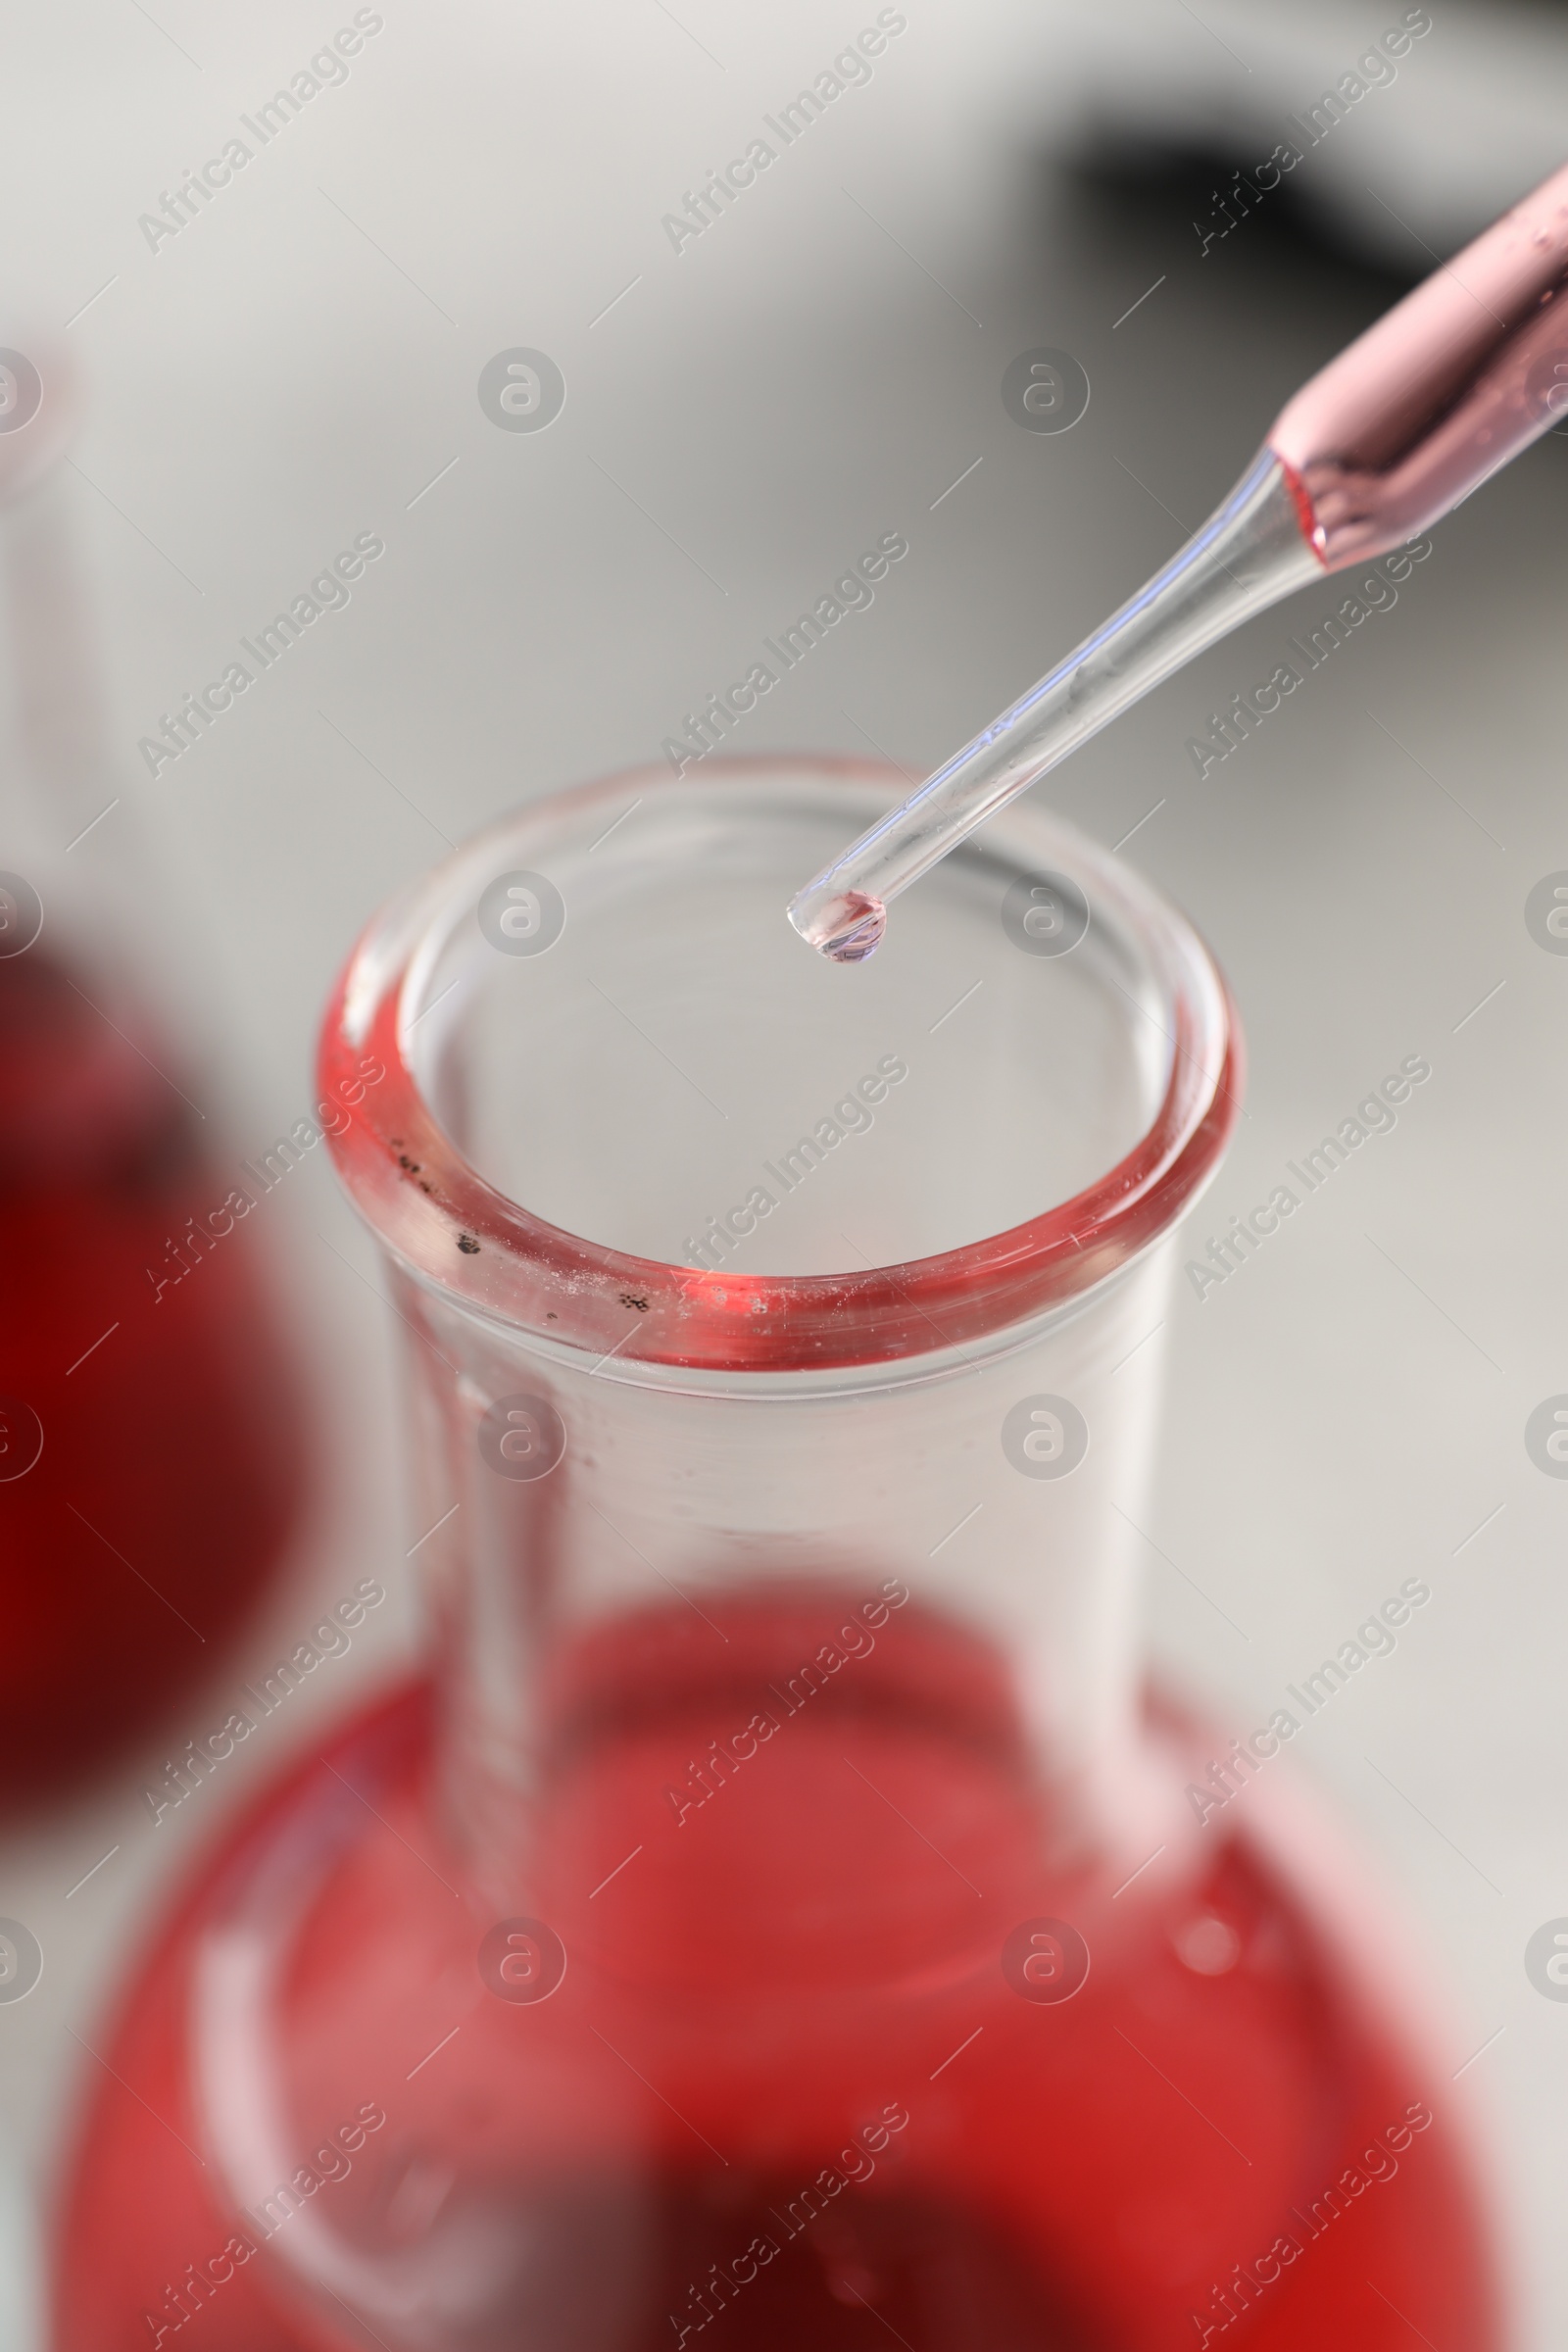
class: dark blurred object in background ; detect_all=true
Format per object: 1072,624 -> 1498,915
1012,0 -> 1568,276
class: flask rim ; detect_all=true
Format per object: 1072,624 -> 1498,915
318,755 -> 1242,1373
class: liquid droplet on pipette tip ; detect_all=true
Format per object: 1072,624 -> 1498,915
796,890 -> 887,964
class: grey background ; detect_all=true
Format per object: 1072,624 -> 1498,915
1,0 -> 1566,2341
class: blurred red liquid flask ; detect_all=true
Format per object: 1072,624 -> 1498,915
0,941 -> 308,1800
0,345 -> 309,1802
52,763 -> 1504,2347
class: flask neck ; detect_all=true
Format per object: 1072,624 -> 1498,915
393,1246 -> 1180,1917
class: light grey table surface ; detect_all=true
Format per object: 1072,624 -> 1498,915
0,2 -> 1564,2344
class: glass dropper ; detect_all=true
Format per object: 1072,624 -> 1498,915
788,159 -> 1568,963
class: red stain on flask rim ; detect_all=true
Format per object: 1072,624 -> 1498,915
318,756 -> 1242,1375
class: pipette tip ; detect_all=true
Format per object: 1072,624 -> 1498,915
789,888 -> 887,964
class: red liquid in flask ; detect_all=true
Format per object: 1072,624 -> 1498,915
0,946 -> 308,1801
56,1591 -> 1500,2349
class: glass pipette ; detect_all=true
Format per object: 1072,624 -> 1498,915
788,160 -> 1568,962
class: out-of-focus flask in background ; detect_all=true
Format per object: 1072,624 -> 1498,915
0,340 -> 311,1805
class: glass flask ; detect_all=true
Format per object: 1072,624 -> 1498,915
54,758 -> 1503,2349
0,369 -> 309,1801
